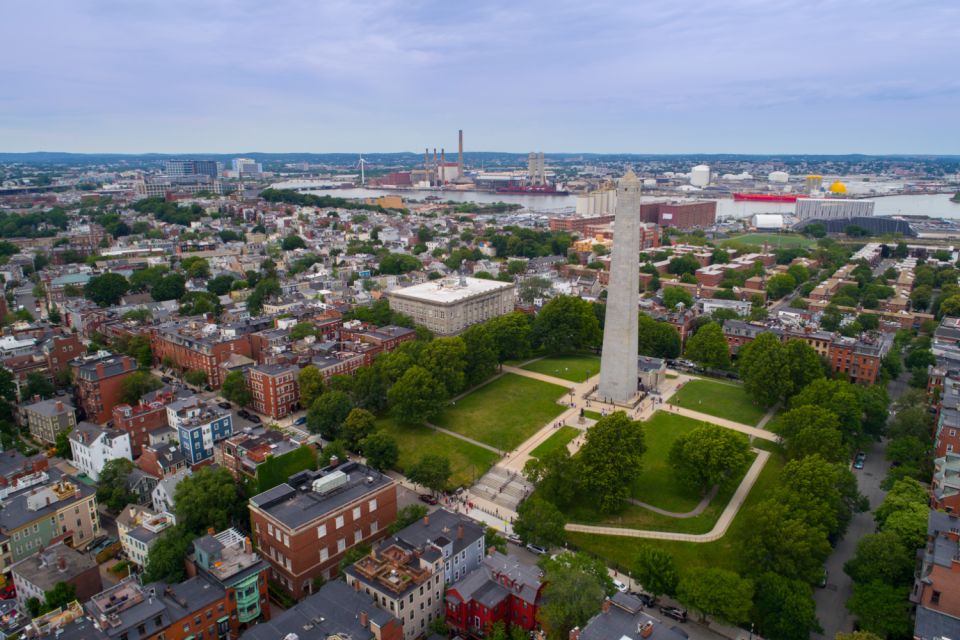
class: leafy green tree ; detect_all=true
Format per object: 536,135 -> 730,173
121,335 -> 153,369
579,412 -> 646,513
129,266 -> 168,293
882,503 -> 929,551
174,466 -> 245,534
289,322 -> 317,340
539,555 -> 610,640
753,573 -> 822,640
682,322 -> 730,369
485,312 -> 532,361
669,424 -> 751,493
119,371 -> 163,405
667,255 -> 700,276
784,339 -> 825,393
420,337 -> 468,396
359,432 -> 399,471
738,332 -> 791,407
55,429 -> 72,459
844,532 -> 914,586
745,499 -> 832,583
43,581 -> 77,611
281,235 -> 307,251
766,273 -> 797,299
774,406 -> 847,462
676,568 -> 753,625
143,525 -> 192,583
632,545 -> 679,596
461,324 -> 498,387
377,253 -> 422,274
846,581 -> 913,639
532,296 -> 601,355
792,379 -> 864,444
318,439 -> 348,467
387,366 -> 446,427
523,448 -> 581,508
181,256 -> 210,279
184,369 -> 208,387
247,277 -> 281,315
207,274 -> 236,296
96,458 -> 137,512
24,372 -> 55,400
341,408 -> 376,450
514,498 -> 566,547
298,365 -> 325,409
775,455 -> 866,539
220,370 -> 251,407
151,273 -> 186,301
637,313 -> 681,359
307,390 -> 353,439
84,272 -> 129,307
26,597 -> 43,618
407,454 -> 451,494
875,478 -> 928,528
910,284 -> 933,311
662,286 -> 694,310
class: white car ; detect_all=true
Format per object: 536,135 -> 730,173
613,579 -> 628,593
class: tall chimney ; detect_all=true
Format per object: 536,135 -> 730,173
423,514 -> 430,527
441,149 -> 446,184
458,129 -> 464,175
457,524 -> 464,540
359,611 -> 368,628
424,148 -> 430,171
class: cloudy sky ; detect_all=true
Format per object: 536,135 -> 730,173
2,0 -> 958,154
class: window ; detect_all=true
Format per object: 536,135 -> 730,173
338,538 -> 346,552
320,548 -> 329,562
335,515 -> 344,529
369,498 -> 378,511
267,523 -> 274,537
933,590 -> 941,604
371,521 -> 378,534
138,624 -> 147,635
353,506 -> 361,520
206,609 -> 213,619
283,533 -> 289,547
317,524 -> 327,538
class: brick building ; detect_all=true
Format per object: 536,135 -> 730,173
912,512 -> 960,640
248,462 -> 397,599
41,332 -> 83,378
112,388 -> 186,456
639,201 -> 717,229
548,214 -> 615,234
246,364 -> 299,419
216,427 -> 312,485
150,320 -> 254,388
71,353 -> 138,424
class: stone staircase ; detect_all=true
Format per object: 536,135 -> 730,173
471,465 -> 532,511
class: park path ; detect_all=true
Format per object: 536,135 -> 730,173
666,405 -> 778,442
626,485 -> 719,519
423,422 -> 502,453
756,403 -> 780,430
565,448 -> 770,542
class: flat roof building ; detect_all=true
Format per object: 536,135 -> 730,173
386,276 -> 515,336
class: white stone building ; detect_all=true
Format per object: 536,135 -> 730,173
385,277 -> 515,336
68,422 -> 132,481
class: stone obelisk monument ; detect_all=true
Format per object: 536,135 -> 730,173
598,170 -> 641,403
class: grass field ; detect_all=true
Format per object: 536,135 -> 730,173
529,426 -> 580,459
583,410 -> 603,421
720,232 -> 815,249
521,354 -> 601,383
376,418 -> 499,489
567,450 -> 785,575
433,374 -> 567,451
669,378 -> 767,426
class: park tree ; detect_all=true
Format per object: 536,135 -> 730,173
752,573 -> 822,640
307,390 -> 353,439
318,439 -> 348,467
738,332 -> 791,407
636,313 -> 681,359
676,568 -> 753,625
420,337 -> 468,396
532,296 -> 601,355
632,545 -> 679,596
290,322 -> 317,340
667,255 -> 700,276
844,532 -> 915,586
84,272 -> 129,307
874,476 -> 927,528
669,424 -> 751,493
745,499 -> 832,583
775,455 -> 866,539
578,412 -> 646,513
766,273 -> 797,299
174,466 -> 245,534
151,273 -> 186,301
461,324 -> 498,387
43,582 -> 77,611
387,366 -> 446,427
119,371 -> 163,406
24,372 -> 55,400
143,525 -> 192,583
539,556 -> 610,640
485,312 -> 532,362
682,322 -> 730,369
523,448 -> 582,508
882,503 -> 929,551
407,454 -> 451,494
359,432 -> 398,471
298,365 -> 325,409
185,369 -> 208,387
792,379 -> 864,444
514,498 -> 567,548
96,459 -> 137,512
846,581 -> 913,639
774,406 -> 847,462
220,370 -> 251,407
784,339 -> 825,393
351,365 -> 388,413
341,408 -> 376,450
662,286 -> 694,311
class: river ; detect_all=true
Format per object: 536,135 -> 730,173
305,187 -> 960,219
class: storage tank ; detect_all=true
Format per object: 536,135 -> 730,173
751,214 -> 784,229
768,171 -> 789,183
689,165 -> 711,187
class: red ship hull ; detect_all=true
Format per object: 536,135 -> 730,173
733,193 -> 806,202
496,185 -> 569,195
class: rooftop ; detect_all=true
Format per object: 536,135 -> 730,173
387,276 -> 513,305
193,527 -> 265,584
11,542 -> 97,591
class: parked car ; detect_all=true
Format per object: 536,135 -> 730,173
247,414 -> 262,424
218,401 -> 232,410
630,591 -> 657,607
506,533 -> 523,545
237,409 -> 251,419
161,376 -> 172,384
659,606 -> 687,622
853,451 -> 866,470
525,543 -> 547,555
418,494 -> 438,505
818,568 -> 829,588
293,416 -> 307,426
612,579 -> 628,593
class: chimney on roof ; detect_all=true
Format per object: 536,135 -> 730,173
359,611 -> 368,628
354,579 -> 361,592
487,546 -> 497,557
329,455 -> 339,468
55,401 -> 63,412
57,556 -> 67,572
244,536 -> 252,554
569,627 -> 581,640
207,527 -> 215,536
423,514 -> 429,527
601,598 -> 611,614
457,524 -> 464,540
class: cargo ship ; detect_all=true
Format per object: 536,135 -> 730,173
733,193 -> 806,202
496,184 -> 569,195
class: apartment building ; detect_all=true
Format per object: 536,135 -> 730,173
22,397 -> 76,444
216,427 -> 310,485
246,364 -> 299,419
386,277 -> 515,336
71,353 -> 138,424
112,388 -> 186,456
150,319 -> 254,388
912,511 -> 960,640
248,462 -> 397,598
117,504 -> 176,568
68,422 -> 132,481
167,396 -> 233,466
11,542 -> 102,610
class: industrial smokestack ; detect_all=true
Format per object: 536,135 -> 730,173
441,148 -> 446,184
424,148 -> 429,170
458,129 -> 464,175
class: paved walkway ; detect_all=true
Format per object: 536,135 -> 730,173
627,485 -> 719,519
565,448 -> 770,542
756,403 -> 780,430
423,421 -> 501,453
665,405 -> 778,442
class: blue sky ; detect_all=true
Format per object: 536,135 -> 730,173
2,0 -> 958,154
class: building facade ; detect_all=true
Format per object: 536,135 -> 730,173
11,542 -> 102,611
71,353 -> 138,424
150,320 -> 254,388
68,422 -> 132,482
386,277 -> 515,336
117,504 -> 176,568
246,364 -> 299,419
167,397 -> 233,466
795,198 -> 876,220
22,397 -> 76,445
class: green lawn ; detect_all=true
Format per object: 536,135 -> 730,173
720,233 -> 815,249
669,378 -> 767,426
762,411 -> 785,433
376,418 -> 499,489
529,426 -> 580,459
433,374 -> 567,451
521,354 -> 601,383
567,450 -> 785,575
583,410 -> 603,421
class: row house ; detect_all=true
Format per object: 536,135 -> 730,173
246,363 -> 299,419
112,388 -> 189,456
167,396 -> 233,466
216,427 -> 308,484
68,422 -> 132,482
10,542 -> 102,613
0,450 -> 49,492
912,512 -> 960,640
931,452 -> 960,513
150,319 -> 255,388
71,352 -> 138,424
117,504 -> 176,568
